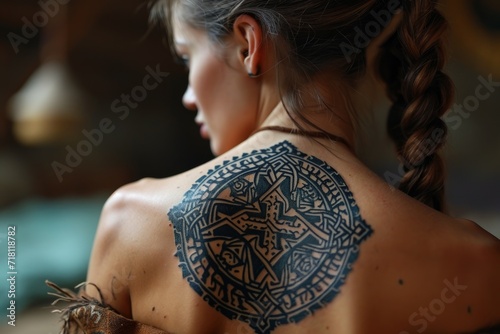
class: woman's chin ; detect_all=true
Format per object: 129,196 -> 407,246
199,124 -> 210,140
210,140 -> 222,157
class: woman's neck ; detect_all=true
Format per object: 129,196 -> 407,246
258,98 -> 356,150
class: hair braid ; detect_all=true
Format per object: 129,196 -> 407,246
379,0 -> 455,211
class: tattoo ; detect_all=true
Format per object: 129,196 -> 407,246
169,141 -> 372,333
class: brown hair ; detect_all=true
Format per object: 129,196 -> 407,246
151,0 -> 454,211
378,0 -> 454,211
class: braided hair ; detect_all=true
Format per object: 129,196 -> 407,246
379,0 -> 455,211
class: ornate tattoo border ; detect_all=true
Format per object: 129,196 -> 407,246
168,141 -> 372,333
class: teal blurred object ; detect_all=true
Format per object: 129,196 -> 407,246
0,195 -> 106,317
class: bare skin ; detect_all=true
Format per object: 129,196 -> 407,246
86,14 -> 500,334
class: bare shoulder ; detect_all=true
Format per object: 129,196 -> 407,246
405,216 -> 500,330
91,177 -> 176,249
447,218 -> 500,275
85,177 -> 180,317
454,218 -> 500,293
333,159 -> 500,331
440,218 -> 500,329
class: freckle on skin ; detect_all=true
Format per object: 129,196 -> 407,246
152,307 -> 156,312
467,306 -> 472,314
398,279 -> 404,286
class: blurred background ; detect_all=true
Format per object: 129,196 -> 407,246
0,0 -> 498,333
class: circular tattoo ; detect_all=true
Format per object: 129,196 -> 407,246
168,141 -> 372,333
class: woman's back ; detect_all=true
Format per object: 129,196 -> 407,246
86,132 -> 500,334
77,0 -> 500,332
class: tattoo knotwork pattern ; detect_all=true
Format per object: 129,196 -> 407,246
169,141 -> 372,333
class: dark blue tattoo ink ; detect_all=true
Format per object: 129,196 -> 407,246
168,141 -> 372,333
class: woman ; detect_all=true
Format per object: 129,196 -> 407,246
55,0 -> 500,333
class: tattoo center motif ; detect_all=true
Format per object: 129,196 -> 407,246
168,141 -> 372,333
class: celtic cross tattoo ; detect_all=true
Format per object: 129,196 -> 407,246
168,141 -> 372,333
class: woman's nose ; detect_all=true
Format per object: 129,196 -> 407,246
182,85 -> 197,111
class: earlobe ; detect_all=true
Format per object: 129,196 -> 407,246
240,49 -> 260,77
247,65 -> 261,78
233,15 -> 263,78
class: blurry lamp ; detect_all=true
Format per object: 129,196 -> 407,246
8,61 -> 85,145
7,5 -> 87,146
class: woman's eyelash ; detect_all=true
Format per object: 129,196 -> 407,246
175,55 -> 190,69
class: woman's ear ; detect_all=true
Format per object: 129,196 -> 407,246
232,15 -> 263,77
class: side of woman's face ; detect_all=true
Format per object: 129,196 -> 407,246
173,17 -> 262,156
